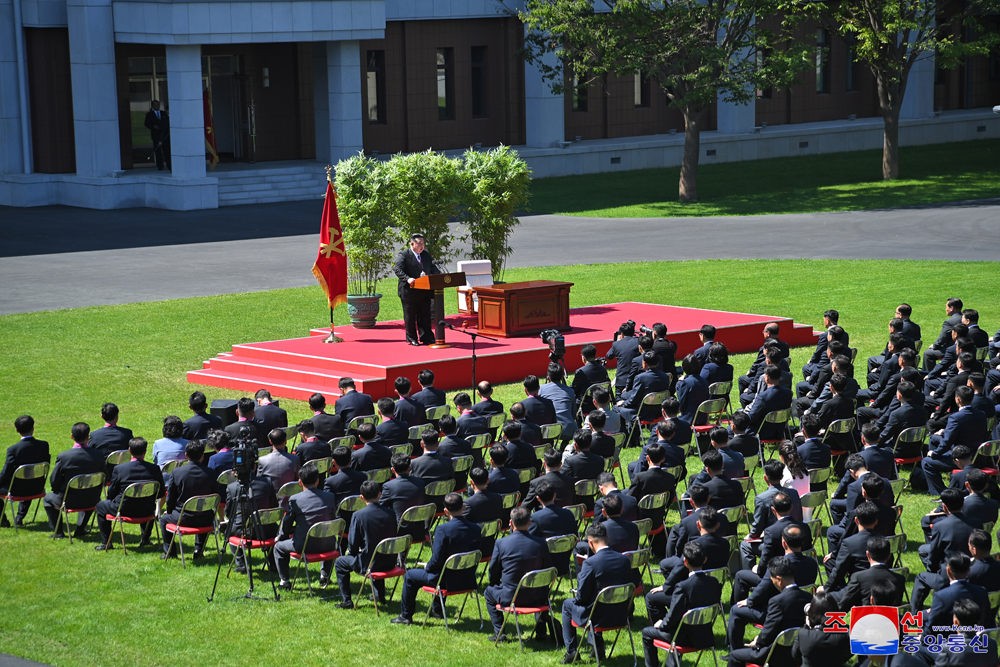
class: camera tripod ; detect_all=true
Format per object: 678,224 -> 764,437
207,482 -> 280,602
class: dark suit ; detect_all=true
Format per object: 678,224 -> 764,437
144,107 -> 170,169
335,500 -> 398,601
412,386 -> 447,408
88,424 -> 134,462
95,458 -> 165,544
925,313 -> 963,370
393,247 -> 441,344
43,445 -> 104,534
394,396 -> 427,429
158,460 -> 217,553
0,435 -> 50,522
379,474 -> 426,541
455,410 -> 491,441
438,434 -> 475,487
745,385 -> 793,440
705,474 -> 745,512
182,411 -> 221,440
522,470 -> 574,511
728,585 -> 810,665
323,468 -> 367,504
919,511 -> 982,573
836,562 -> 905,611
676,374 -> 711,425
376,418 -> 410,447
738,551 -> 819,614
484,529 -> 553,633
351,441 -> 392,472
790,627 -> 852,667
593,489 -> 639,523
400,516 -> 482,618
296,438 -> 332,468
923,579 -> 990,635
255,402 -> 288,442
755,516 -> 809,576
618,369 -> 672,423
665,508 -> 732,559
334,390 -> 375,428
573,361 -> 611,414
797,439 -> 832,480
488,467 -> 520,496
964,492 -> 1000,527
628,466 -> 676,533
561,452 -> 605,509
826,528 -> 876,590
561,546 -> 633,652
464,489 -> 504,555
410,451 -> 454,484
660,532 -> 730,594
311,412 -> 344,442
472,398 -> 504,416
606,336 -> 641,394
522,394 -> 557,427
529,503 -> 578,575
642,570 -> 722,667
878,400 -> 927,451
602,516 -> 641,554
224,420 -> 260,449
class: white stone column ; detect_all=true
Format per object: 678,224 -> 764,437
524,50 -> 564,148
165,44 -> 205,180
901,52 -> 934,119
322,40 -> 363,164
716,93 -> 756,134
67,0 -> 120,177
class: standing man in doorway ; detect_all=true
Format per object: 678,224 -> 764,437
144,100 -> 170,171
393,233 -> 441,346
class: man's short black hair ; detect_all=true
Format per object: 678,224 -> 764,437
656,420 -> 675,440
952,598 -> 982,626
898,380 -> 916,400
536,480 -> 556,503
523,375 -> 540,393
644,351 -> 661,368
697,506 -> 720,531
128,437 -> 148,458
800,414 -> 820,438
547,363 -> 565,383
782,523 -> 805,550
509,402 -> 526,419
946,551 -> 971,576
732,411 -> 750,431
955,385 -> 973,405
830,373 -> 848,393
444,492 -> 463,514
764,364 -> 781,382
962,308 -> 979,323
14,415 -> 34,435
967,468 -> 989,492
768,556 -> 793,579
703,449 -> 723,473
544,448 -> 562,469
585,522 -> 608,542
688,484 -> 710,506
772,492 -> 791,514
503,420 -> 523,441
357,423 -> 377,441
700,325 -> 716,339
297,418 -> 316,436
418,369 -> 434,386
439,414 -> 457,434
308,393 -> 326,411
854,501 -> 878,527
269,428 -> 287,446
824,309 -> 839,323
764,460 -> 784,483
602,493 -> 623,516
661,397 -> 680,416
765,322 -> 780,337
510,507 -> 531,528
574,428 -> 592,450
870,579 -> 897,605
867,534 -> 890,563
861,475 -> 884,500
597,472 -> 616,487
395,376 -> 412,395
338,377 -> 356,390
682,541 -> 706,568
391,452 -> 411,473
185,438 -> 205,461
189,391 -> 208,411
940,487 -> 965,512
710,426 -> 729,445
970,529 -> 992,552
588,410 -> 607,429
377,397 -> 395,416
421,429 -> 439,448
581,344 -> 597,360
489,445 -> 508,465
470,467 -> 488,487
237,397 -> 255,417
101,402 -> 119,422
299,463 -> 319,486
454,392 -> 473,409
332,445 -> 352,467
360,480 -> 381,500
681,354 -> 701,376
646,443 -> 665,465
72,422 -> 91,443
861,422 -> 880,444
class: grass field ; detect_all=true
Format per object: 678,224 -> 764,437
529,139 -> 1000,217
2,259 -> 998,667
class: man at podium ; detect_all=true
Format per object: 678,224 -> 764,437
393,233 -> 441,346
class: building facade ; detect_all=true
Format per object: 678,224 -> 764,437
1,0 -> 998,209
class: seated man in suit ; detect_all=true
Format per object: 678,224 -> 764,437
923,325 -> 969,393
922,552 -> 991,635
509,401 -> 543,448
918,487 -> 983,574
961,468 -> 1000,527
375,397 -> 410,448
829,534 -> 905,610
743,493 -> 805,577
94,437 -> 164,550
223,465 -> 279,574
789,592 -> 852,667
258,428 -> 300,505
333,377 -> 375,429
803,310 -> 845,378
707,426 -> 744,479
577,491 -> 640,558
521,374 -> 557,427
89,402 -> 134,460
659,506 -> 730,596
742,461 -> 804,569
699,449 -> 744,511
731,524 -> 817,618
616,351 -> 671,425
628,444 -> 677,557
665,484 -> 727,558
392,376 -> 427,429
912,529 -> 999,613
223,398 -> 260,449
914,386 -> 988,496
454,392 -> 492,441
919,445 -> 977,540
630,419 -> 687,480
350,423 -> 392,472
437,414 -> 475,488
294,419 -> 331,469
334,479 -> 399,607
379,453 -> 426,542
483,507 -> 553,642
795,340 -> 844,414
561,522 -> 633,662
43,422 -> 104,538
573,344 -> 611,417
560,429 -> 605,510
728,412 -> 761,458
0,414 -> 50,527
583,389 -> 622,436
740,322 -> 790,394
796,415 -> 832,479
393,492 -> 482,625
743,365 -> 793,442
744,341 -> 790,409
875,379 -> 927,451
676,354 -> 710,425
472,380 -> 504,416
324,445 -> 366,504
923,298 -> 964,371
486,445 -> 520,497
410,429 -> 454,485
528,480 -> 578,589
157,439 -> 216,558
539,363 -> 579,443
412,369 -> 446,408
594,472 -> 638,523
727,556 -> 810,666
182,391 -> 222,440
823,501 -> 880,591
253,389 -> 287,443
522,448 -> 573,512
641,541 -> 723,667
464,467 -> 504,555
501,420 -> 539,473
580,411 -> 616,459
308,392 -> 344,442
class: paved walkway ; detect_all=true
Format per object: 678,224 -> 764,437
1,198 -> 997,315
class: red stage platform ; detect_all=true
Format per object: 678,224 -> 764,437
187,302 -> 819,402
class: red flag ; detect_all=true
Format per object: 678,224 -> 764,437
311,181 -> 348,309
203,89 -> 219,170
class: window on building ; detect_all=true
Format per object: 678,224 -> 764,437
633,72 -> 650,108
845,35 -> 858,91
366,50 -> 386,124
816,28 -> 831,93
756,49 -> 773,99
471,46 -> 487,118
571,74 -> 588,112
437,48 -> 454,121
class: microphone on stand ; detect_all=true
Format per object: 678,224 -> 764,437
439,320 -> 454,330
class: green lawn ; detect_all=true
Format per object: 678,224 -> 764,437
528,139 -> 1000,217
1,259 -> 998,667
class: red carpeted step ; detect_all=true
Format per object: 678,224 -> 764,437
186,368 -> 375,402
203,355 -> 383,390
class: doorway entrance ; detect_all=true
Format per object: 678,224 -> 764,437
127,56 -> 167,167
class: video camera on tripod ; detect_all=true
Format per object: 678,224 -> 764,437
540,329 -> 565,362
231,426 -> 259,487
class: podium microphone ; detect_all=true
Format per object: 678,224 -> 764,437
439,320 -> 454,330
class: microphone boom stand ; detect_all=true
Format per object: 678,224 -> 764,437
439,320 -> 498,391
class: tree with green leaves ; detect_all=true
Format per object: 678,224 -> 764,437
515,0 -> 810,202
808,0 -> 999,179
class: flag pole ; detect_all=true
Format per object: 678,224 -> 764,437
322,164 -> 343,344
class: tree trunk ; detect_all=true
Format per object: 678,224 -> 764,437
679,108 -> 705,203
882,105 -> 901,180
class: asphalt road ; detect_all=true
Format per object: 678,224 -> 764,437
1,198 -> 997,315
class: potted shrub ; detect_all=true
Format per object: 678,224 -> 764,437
335,153 -> 394,328
460,145 -> 531,282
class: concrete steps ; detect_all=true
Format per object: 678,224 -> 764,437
215,164 -> 329,206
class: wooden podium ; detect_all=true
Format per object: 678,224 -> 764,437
473,280 -> 573,338
412,272 -> 466,348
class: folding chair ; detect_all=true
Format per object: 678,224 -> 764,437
361,534 -> 413,616
516,468 -> 536,486
408,424 -> 430,444
399,502 -> 436,562
329,435 -> 357,451
893,505 -> 904,533
160,459 -> 188,474
822,418 -> 856,469
226,507 -> 283,577
624,548 -> 651,594
890,566 -> 910,603
650,604 -> 723,667
719,505 -> 747,539
477,519 -> 501,587
734,477 -> 754,508
638,492 -> 670,547
576,382 -> 612,423
105,450 -> 130,469
389,443 -> 412,457
610,434 -> 627,487
288,517 -> 345,596
888,478 -> 906,504
452,455 -> 474,493
1,461 -> 49,531
627,390 -> 673,447
424,479 -> 456,526
257,447 -> 273,458
54,471 -> 106,544
576,479 -> 600,519
634,518 -> 652,549
217,469 -> 237,487
366,468 -> 393,483
535,444 -> 551,463
498,492 -> 521,534
803,518 -> 824,557
957,440 -> 1000,477
493,566 -> 559,651
305,457 -> 333,475
569,583 -> 637,667
487,412 -> 506,435
664,465 -> 686,511
806,469 -> 834,520
799,490 -> 828,525
547,534 -> 579,595
565,504 -> 586,530
277,481 -> 303,510
977,347 -> 989,362
163,493 -> 221,568
692,398 -> 728,436
540,423 -> 563,445
420,549 -> 484,630
746,626 -> 799,667
887,533 -> 907,568
743,453 -> 761,480
426,405 -> 450,422
347,414 -> 378,432
849,347 -> 858,362
468,433 -> 493,459
759,409 -> 793,453
708,381 -> 734,422
703,567 -> 729,619
103,480 -> 161,554
801,548 -> 823,586
988,590 -> 1000,620
892,426 -> 928,478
